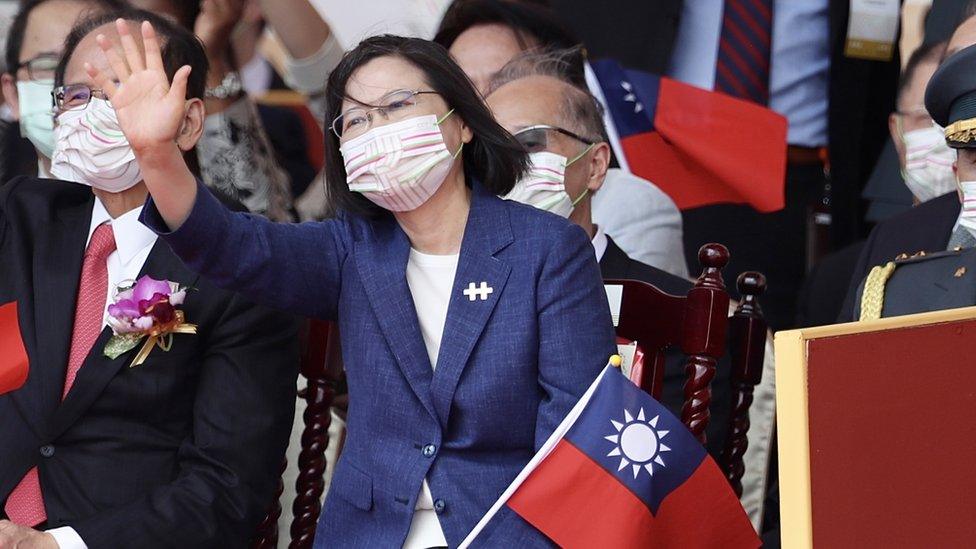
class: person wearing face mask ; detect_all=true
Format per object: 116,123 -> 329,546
0,0 -> 125,182
847,42 -> 976,321
86,19 -> 615,547
839,14 -> 976,322
891,41 -> 954,205
0,11 -> 301,548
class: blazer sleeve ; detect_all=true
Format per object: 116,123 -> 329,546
0,177 -> 17,304
68,295 -> 301,548
141,179 -> 349,320
838,225 -> 880,322
533,222 -> 617,449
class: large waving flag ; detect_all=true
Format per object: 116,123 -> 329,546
1,302 -> 28,394
461,363 -> 758,548
587,59 -> 787,213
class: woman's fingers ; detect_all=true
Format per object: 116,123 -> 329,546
95,34 -> 130,81
141,21 -> 165,73
116,18 -> 146,73
84,62 -> 119,98
168,65 -> 192,102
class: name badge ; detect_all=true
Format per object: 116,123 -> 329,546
844,0 -> 900,61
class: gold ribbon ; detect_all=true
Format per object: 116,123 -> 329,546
860,261 -> 897,321
129,310 -> 197,368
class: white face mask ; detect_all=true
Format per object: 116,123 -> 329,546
504,147 -> 592,218
16,80 -> 56,158
50,97 -> 142,193
957,179 -> 976,233
901,123 -> 957,203
339,111 -> 461,212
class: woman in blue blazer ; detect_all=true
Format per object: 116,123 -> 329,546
88,20 -> 615,547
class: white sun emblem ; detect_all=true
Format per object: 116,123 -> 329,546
604,408 -> 671,479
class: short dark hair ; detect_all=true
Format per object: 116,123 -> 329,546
489,47 -> 607,143
323,34 -> 529,218
434,0 -> 579,51
897,41 -> 946,107
55,8 -> 209,100
4,0 -> 126,78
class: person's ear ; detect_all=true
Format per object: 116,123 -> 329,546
1,74 -> 21,121
889,113 -> 905,166
456,114 -> 473,146
586,142 -> 611,192
175,98 -> 205,151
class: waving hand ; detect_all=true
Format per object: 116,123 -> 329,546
85,19 -> 192,155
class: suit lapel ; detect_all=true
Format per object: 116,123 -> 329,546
429,186 -> 512,428
929,249 -> 976,312
355,217 -> 438,420
49,240 -> 200,438
10,196 -> 91,437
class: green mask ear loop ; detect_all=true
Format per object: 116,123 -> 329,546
566,143 -> 596,208
436,109 -> 464,158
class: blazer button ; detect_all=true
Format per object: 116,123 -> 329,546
39,445 -> 55,458
433,499 -> 446,514
422,444 -> 436,458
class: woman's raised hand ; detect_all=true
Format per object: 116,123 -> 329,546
85,20 -> 192,156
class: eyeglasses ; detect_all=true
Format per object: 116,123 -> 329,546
331,89 -> 441,139
15,53 -> 59,81
52,84 -> 111,114
513,125 -> 595,153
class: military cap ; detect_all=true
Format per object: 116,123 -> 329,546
925,43 -> 976,148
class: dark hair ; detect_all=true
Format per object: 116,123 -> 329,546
323,34 -> 529,218
54,8 -> 209,100
4,0 -> 126,78
434,0 -> 578,52
489,47 -> 608,143
898,41 -> 946,107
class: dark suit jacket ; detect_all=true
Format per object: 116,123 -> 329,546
839,192 -> 960,320
551,0 -> 683,75
0,177 -> 300,548
829,0 -> 903,246
598,237 -> 731,457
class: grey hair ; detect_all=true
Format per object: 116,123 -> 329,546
488,47 -> 608,144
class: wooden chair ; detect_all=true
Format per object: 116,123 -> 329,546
252,319 -> 343,549
606,243 -> 732,442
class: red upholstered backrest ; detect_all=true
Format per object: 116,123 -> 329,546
0,302 -> 28,395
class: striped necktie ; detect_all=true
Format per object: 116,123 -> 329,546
715,0 -> 773,105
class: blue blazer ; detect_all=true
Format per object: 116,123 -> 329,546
142,181 -> 617,547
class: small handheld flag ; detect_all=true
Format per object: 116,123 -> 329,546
0,302 -> 28,394
461,362 -> 758,548
587,59 -> 788,213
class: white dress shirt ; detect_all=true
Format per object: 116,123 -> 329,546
46,199 -> 157,549
403,248 -> 457,548
668,0 -> 831,147
592,168 -> 689,279
591,225 -> 609,264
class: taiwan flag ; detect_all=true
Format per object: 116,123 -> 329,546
586,59 -> 787,213
461,364 -> 758,548
0,302 -> 28,394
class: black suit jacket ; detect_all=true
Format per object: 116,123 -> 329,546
829,0 -> 903,246
839,191 -> 960,320
0,177 -> 300,548
599,237 -> 731,457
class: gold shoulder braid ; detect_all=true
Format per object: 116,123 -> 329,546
860,261 -> 897,321
944,118 -> 976,144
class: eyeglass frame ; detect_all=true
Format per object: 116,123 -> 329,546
512,124 -> 596,154
330,89 -> 442,139
14,53 -> 60,82
51,83 -> 111,115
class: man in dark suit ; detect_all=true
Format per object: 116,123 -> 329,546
840,20 -> 976,321
0,10 -> 299,548
485,49 -> 734,457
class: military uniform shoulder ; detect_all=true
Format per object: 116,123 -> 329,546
889,247 -> 967,266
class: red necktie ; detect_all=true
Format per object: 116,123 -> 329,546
715,0 -> 773,105
4,223 -> 115,526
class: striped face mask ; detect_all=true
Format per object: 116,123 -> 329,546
503,147 -> 593,218
340,111 -> 462,212
50,98 -> 142,193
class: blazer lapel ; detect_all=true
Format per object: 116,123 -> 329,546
429,186 -> 513,428
49,241 -> 200,438
10,196 -> 91,437
929,249 -> 976,312
355,217 -> 438,420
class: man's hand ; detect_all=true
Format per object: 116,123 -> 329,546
0,521 -> 57,549
194,0 -> 247,59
